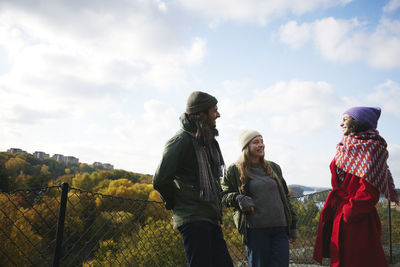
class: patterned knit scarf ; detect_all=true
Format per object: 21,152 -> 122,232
334,129 -> 399,204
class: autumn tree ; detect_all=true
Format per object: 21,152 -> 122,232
143,190 -> 171,220
14,172 -> 32,188
5,157 -> 30,177
99,179 -> 152,199
85,219 -> 185,266
72,172 -> 95,191
0,194 -> 45,266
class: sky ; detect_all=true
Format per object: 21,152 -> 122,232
1,0 -> 400,188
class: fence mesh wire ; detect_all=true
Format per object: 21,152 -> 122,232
0,185 -> 398,267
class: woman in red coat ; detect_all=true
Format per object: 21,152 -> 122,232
313,106 -> 399,267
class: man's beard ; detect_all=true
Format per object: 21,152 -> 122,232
188,114 -> 218,145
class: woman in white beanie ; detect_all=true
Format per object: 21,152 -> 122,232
221,130 -> 297,267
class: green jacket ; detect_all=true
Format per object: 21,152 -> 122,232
153,114 -> 222,228
221,162 -> 297,241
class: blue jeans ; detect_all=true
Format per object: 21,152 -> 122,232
245,227 -> 289,267
178,221 -> 234,267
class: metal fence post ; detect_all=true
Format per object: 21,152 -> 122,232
388,199 -> 392,264
53,183 -> 69,267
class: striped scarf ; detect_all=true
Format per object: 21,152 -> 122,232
192,139 -> 224,201
184,129 -> 225,202
334,129 -> 399,204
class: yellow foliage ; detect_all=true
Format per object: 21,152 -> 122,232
100,179 -> 153,199
93,179 -> 110,192
90,219 -> 185,266
100,211 -> 135,225
94,180 -> 153,215
15,172 -> 32,188
143,190 -> 171,220
40,165 -> 50,175
131,183 -> 153,199
0,194 -> 44,266
148,189 -> 162,202
47,174 -> 74,187
72,172 -> 93,191
5,157 -> 29,176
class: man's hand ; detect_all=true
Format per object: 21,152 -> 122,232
244,206 -> 255,214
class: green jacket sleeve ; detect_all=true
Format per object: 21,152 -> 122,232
270,161 -> 298,233
282,173 -> 298,229
153,134 -> 184,210
221,164 -> 241,208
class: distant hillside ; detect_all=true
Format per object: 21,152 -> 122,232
0,151 -> 152,192
288,184 -> 330,197
289,184 -> 400,198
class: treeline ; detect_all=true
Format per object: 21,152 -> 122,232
0,152 -> 153,192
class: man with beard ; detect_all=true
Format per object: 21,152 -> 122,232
153,91 -> 234,267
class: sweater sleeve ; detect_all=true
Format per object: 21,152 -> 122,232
271,162 -> 298,230
152,134 -> 184,210
221,165 -> 241,208
342,178 -> 380,223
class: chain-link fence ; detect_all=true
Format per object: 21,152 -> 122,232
0,184 -> 398,266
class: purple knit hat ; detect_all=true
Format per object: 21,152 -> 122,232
344,106 -> 381,129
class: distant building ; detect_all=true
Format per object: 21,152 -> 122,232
65,156 -> 79,164
7,148 -> 26,154
52,154 -> 65,162
3,147 -> 83,166
33,151 -> 50,159
93,162 -> 114,170
93,162 -> 103,167
103,163 -> 114,170
52,154 -> 79,165
52,154 -> 80,165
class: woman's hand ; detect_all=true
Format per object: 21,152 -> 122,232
236,195 -> 255,212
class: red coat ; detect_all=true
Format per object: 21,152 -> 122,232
313,160 -> 388,267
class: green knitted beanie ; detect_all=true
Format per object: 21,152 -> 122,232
186,91 -> 218,114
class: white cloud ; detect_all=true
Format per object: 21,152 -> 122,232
141,38 -> 207,90
142,63 -> 188,90
366,19 -> 400,68
113,99 -> 179,172
0,1 -> 204,89
279,21 -> 312,49
0,0 -> 208,127
142,99 -> 178,133
367,80 -> 400,118
219,80 -> 345,133
0,0 -> 204,176
216,79 -> 400,187
383,0 -> 400,13
216,80 -> 349,187
108,99 -> 178,146
185,37 -> 207,65
177,0 -> 352,25
279,17 -> 400,69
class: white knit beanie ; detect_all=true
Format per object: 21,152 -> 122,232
238,129 -> 262,151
